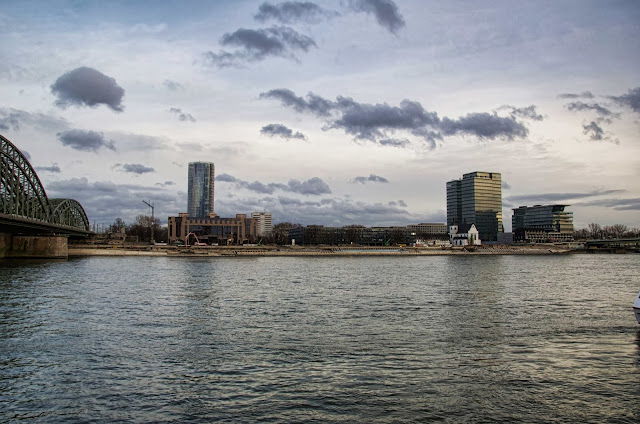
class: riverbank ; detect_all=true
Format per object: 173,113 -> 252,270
69,244 -> 576,257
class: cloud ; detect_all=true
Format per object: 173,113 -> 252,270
610,87 -> 640,113
163,80 -> 183,91
35,164 -> 61,173
204,26 -> 316,67
45,177 -> 182,226
574,197 -> 640,211
169,107 -> 196,122
115,163 -> 155,174
261,89 -> 530,148
57,129 -> 116,152
500,105 -> 544,121
582,121 -> 619,144
440,113 -> 528,140
287,177 -> 331,195
505,189 -> 626,206
558,91 -> 595,99
502,181 -> 512,190
260,123 -> 307,140
566,101 -> 619,118
352,174 -> 389,184
0,108 -> 69,132
255,1 -> 339,24
348,0 -> 405,34
50,66 -> 125,112
217,173 -> 331,195
259,89 -> 334,116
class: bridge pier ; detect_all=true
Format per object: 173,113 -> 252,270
0,233 -> 68,259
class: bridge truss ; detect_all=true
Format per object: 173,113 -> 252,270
1,134 -> 91,234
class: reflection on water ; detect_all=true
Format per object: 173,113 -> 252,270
1,255 -> 639,422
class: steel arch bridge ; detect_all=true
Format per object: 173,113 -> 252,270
1,134 -> 91,235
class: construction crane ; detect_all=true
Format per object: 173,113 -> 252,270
142,200 -> 155,244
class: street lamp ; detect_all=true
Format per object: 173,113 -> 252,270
142,200 -> 155,244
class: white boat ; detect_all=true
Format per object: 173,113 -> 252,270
634,292 -> 640,324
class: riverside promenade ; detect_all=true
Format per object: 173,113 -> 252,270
69,244 -> 575,257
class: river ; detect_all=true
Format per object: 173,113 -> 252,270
1,255 -> 639,423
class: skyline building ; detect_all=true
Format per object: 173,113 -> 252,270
446,171 -> 503,242
187,162 -> 215,218
512,204 -> 574,243
252,211 -> 273,237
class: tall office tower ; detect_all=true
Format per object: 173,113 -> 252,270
187,162 -> 215,217
446,171 -> 503,242
252,211 -> 273,236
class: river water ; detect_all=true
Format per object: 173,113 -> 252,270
1,254 -> 639,423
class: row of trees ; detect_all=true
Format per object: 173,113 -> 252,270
574,223 -> 640,240
107,215 -> 168,243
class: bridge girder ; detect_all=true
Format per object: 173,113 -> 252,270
1,134 -> 91,234
50,198 -> 91,232
1,134 -> 50,221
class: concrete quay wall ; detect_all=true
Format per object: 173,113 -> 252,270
68,244 -> 574,257
0,233 -> 68,259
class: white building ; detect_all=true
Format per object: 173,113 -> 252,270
251,211 -> 273,237
449,223 -> 481,246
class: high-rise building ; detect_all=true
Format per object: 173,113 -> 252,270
512,204 -> 574,243
187,162 -> 215,217
251,211 -> 273,237
446,171 -> 503,242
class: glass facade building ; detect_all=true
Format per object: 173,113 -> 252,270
512,204 -> 574,243
446,171 -> 503,242
187,162 -> 215,218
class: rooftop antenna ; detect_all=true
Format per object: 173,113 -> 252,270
142,200 -> 155,244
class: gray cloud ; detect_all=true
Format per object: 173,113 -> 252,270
566,101 -> 619,118
440,113 -> 528,140
287,177 -> 331,195
505,189 -> 626,206
610,87 -> 640,113
502,181 -> 512,190
35,164 -> 61,173
204,26 -> 316,67
255,1 -> 339,24
260,123 -> 307,140
582,121 -> 619,144
259,89 -> 334,116
169,107 -> 196,122
261,89 -> 530,148
0,108 -> 69,132
57,129 -> 116,152
119,163 -> 155,174
500,105 -> 544,121
51,66 -> 125,112
352,174 -> 389,184
574,197 -> 640,211
45,177 -> 182,226
348,0 -> 405,34
217,173 -> 330,195
214,193 -> 440,227
216,173 -> 240,183
378,138 -> 410,147
558,91 -> 595,99
163,80 -> 183,91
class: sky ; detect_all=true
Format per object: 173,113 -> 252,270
1,0 -> 639,231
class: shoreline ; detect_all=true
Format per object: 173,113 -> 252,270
68,244 -> 578,257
